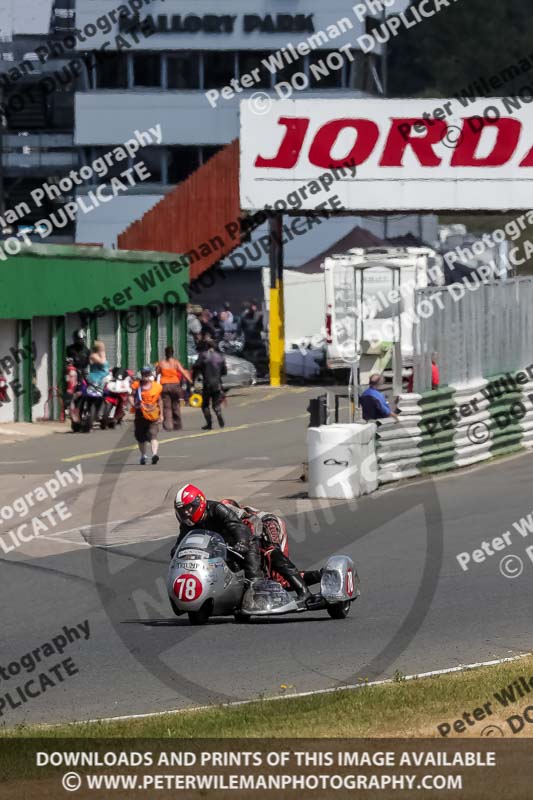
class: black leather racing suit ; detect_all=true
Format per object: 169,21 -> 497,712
171,500 -> 262,582
224,505 -> 321,599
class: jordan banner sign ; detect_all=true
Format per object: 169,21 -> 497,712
240,97 -> 533,211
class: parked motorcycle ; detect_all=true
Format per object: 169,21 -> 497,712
101,368 -> 131,429
219,336 -> 245,356
77,380 -> 105,432
167,529 -> 360,625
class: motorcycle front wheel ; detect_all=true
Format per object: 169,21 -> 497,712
188,603 -> 211,626
326,601 -> 351,620
84,401 -> 99,432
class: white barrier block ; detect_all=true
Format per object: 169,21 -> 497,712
307,423 -> 377,500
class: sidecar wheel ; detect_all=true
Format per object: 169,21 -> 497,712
188,603 -> 211,626
327,601 -> 351,620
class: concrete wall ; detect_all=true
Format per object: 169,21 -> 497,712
75,89 -> 370,146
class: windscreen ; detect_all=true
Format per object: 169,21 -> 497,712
176,531 -> 226,560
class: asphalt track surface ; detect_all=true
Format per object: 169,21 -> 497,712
1,385 -> 532,727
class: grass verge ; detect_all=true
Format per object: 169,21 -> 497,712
2,653 -> 533,739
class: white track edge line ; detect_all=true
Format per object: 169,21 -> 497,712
67,652 -> 529,728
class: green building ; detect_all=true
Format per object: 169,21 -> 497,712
0,244 -> 189,422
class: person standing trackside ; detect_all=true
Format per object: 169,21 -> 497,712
193,338 -> 227,430
407,352 -> 440,393
360,373 -> 399,423
130,365 -> 163,465
88,340 -> 109,387
66,329 -> 90,374
156,346 -> 192,431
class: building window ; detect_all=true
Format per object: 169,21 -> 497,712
167,146 -> 200,184
237,51 -> 272,88
203,52 -> 234,88
45,88 -> 74,130
274,55 -> 307,86
346,51 -> 381,93
90,148 -> 131,179
135,147 -> 162,182
167,53 -> 200,89
5,83 -> 45,131
95,53 -> 128,89
201,146 -> 222,165
133,53 -> 161,88
308,51 -> 346,88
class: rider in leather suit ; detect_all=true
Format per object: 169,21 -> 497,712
221,500 -> 322,607
171,484 -> 262,583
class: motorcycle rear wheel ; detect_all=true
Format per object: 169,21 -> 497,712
326,601 -> 351,620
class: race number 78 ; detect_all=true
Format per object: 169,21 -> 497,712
173,574 -> 202,601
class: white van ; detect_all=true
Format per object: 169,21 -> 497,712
323,247 -> 443,373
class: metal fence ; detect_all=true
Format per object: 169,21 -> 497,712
412,278 -> 533,391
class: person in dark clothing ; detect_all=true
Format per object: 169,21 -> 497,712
359,373 -> 399,423
192,338 -> 227,430
221,499 -> 322,608
199,309 -> 216,340
238,302 -> 266,373
171,484 -> 262,583
66,329 -> 90,373
239,303 -> 263,345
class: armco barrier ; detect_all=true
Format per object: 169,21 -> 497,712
375,396 -> 423,484
376,387 -> 459,483
452,380 -> 492,468
376,365 -> 533,486
418,387 -> 457,475
487,374 -> 527,458
520,379 -> 533,448
310,365 -> 533,494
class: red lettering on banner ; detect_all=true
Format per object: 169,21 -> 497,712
308,119 -> 379,167
379,118 -> 447,167
252,115 -> 533,170
254,116 -> 309,169
451,118 -> 521,166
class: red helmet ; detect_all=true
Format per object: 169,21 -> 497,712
174,484 -> 207,526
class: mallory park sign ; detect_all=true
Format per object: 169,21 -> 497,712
119,13 -> 315,35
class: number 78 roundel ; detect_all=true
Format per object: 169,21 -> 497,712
173,574 -> 203,602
